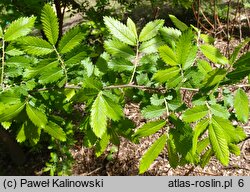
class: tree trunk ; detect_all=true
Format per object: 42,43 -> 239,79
54,0 -> 64,40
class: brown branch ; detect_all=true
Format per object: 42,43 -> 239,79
200,7 -> 214,29
104,84 -> 165,91
226,0 -> 232,57
192,3 -> 212,33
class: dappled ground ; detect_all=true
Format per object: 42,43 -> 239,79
71,102 -> 250,176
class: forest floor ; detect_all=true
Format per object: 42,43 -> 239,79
70,102 -> 250,176
0,9 -> 250,176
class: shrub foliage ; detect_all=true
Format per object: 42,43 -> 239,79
0,4 -> 249,175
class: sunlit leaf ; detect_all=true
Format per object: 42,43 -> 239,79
104,16 -> 136,45
139,20 -> 164,42
41,4 -> 59,45
90,92 -> 107,138
182,105 -> 208,122
234,88 -> 249,123
208,123 -> 229,165
26,104 -> 47,128
133,120 -> 166,139
4,16 -> 36,41
200,44 -> 228,65
44,121 -> 66,141
139,134 -> 166,174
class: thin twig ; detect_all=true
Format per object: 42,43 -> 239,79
53,45 -> 68,83
226,0 -> 232,57
104,84 -> 164,91
192,4 -> 212,33
235,84 -> 250,88
213,0 -> 217,37
180,87 -> 199,91
129,41 -> 140,84
200,7 -> 215,29
1,39 -> 5,90
81,167 -> 102,176
191,170 -> 220,176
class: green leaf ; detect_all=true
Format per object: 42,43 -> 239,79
228,143 -> 241,156
200,44 -> 228,65
234,126 -> 247,143
18,36 -> 54,56
230,38 -> 250,65
153,67 -> 180,83
200,148 -> 213,168
169,15 -> 188,31
72,88 -> 99,102
202,69 -> 227,90
197,60 -> 212,75
139,36 -> 163,54
104,16 -> 136,45
227,52 -> 250,81
127,17 -> 138,39
24,60 -> 59,79
5,44 -> 24,56
133,120 -> 165,139
83,126 -> 98,148
197,138 -> 210,154
26,104 -> 48,128
16,124 -> 26,143
192,119 -> 209,154
141,105 -> 166,119
17,120 -> 41,145
158,45 -> 178,66
200,34 -> 214,44
108,58 -> 134,72
38,67 -> 64,85
43,121 -> 66,141
167,135 -> 179,168
41,4 -> 59,45
0,26 -> 3,38
139,134 -> 166,174
58,27 -> 84,54
182,105 -> 208,122
82,58 -> 94,77
103,95 -> 124,121
150,94 -> 165,106
234,88 -> 249,123
208,123 -> 229,165
65,52 -> 87,67
168,114 -> 194,164
6,56 -> 32,67
83,77 -> 103,90
4,16 -> 36,41
0,102 -> 25,122
176,30 -> 197,69
212,116 -> 246,143
160,27 -> 181,42
95,131 -> 110,157
167,75 -> 182,89
139,20 -> 164,42
90,92 -> 107,138
210,104 -> 230,119
104,39 -> 135,59
0,90 -> 22,104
